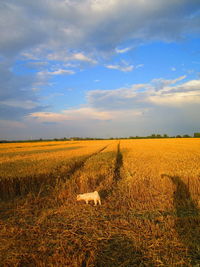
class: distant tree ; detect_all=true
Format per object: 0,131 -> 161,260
176,135 -> 182,138
194,132 -> 200,138
156,134 -> 162,138
183,134 -> 191,138
163,134 -> 169,138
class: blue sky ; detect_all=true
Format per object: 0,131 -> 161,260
0,0 -> 200,139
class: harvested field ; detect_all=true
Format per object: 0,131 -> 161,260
0,139 -> 200,266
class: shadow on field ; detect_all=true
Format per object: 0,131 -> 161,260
163,174 -> 200,265
95,234 -> 153,267
99,142 -> 123,200
113,142 -> 123,182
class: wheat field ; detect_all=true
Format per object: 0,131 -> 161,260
0,139 -> 200,266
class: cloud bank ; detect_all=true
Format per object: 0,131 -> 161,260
0,0 -> 200,138
26,74 -> 199,128
1,0 -> 199,59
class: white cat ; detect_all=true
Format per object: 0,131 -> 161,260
76,191 -> 101,206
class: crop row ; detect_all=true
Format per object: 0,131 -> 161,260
0,141 -> 96,163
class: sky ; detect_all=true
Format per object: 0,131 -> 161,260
0,0 -> 200,140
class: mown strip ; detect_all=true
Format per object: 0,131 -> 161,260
0,142 -> 75,151
60,142 -> 120,202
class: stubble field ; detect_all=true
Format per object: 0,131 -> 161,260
0,139 -> 200,266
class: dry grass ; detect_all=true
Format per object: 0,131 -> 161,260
0,139 -> 200,266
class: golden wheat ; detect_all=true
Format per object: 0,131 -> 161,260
0,138 -> 199,266
0,140 -> 110,199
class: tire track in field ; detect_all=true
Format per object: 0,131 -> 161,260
113,141 -> 123,182
61,145 -> 109,183
57,145 -> 110,200
99,142 -> 123,199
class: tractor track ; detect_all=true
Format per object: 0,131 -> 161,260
113,141 -> 123,182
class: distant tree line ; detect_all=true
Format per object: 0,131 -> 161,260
0,133 -> 200,143
128,133 -> 196,139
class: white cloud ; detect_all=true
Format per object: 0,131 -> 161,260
88,76 -> 200,110
149,79 -> 200,106
71,53 -> 97,64
115,47 -> 132,54
29,106 -> 144,125
149,91 -> 200,106
38,68 -> 75,77
105,60 -> 143,72
30,107 -> 113,122
49,69 -> 75,75
106,62 -> 134,72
